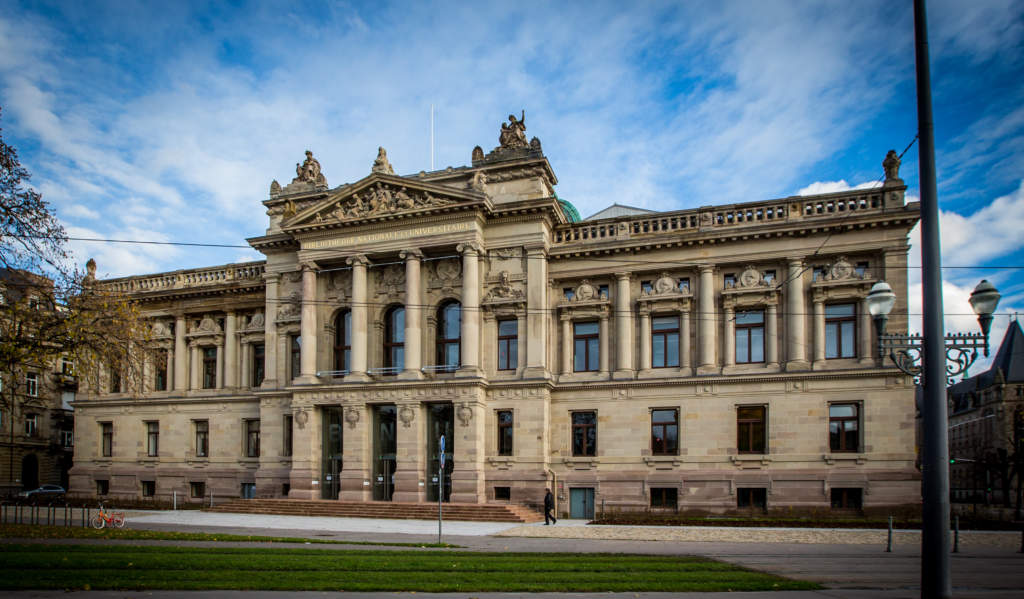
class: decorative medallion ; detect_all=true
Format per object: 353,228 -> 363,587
399,405 -> 415,428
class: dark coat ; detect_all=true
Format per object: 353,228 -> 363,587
544,491 -> 554,510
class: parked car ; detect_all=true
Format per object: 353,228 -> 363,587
16,484 -> 66,504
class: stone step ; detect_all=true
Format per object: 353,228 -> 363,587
206,499 -> 543,522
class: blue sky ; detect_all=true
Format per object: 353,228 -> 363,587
1,0 -> 1022,368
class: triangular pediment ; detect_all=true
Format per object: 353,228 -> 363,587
283,173 -> 486,231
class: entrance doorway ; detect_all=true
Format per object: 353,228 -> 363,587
569,487 -> 595,519
321,407 -> 343,499
21,454 -> 39,490
426,403 -> 454,502
372,405 -> 396,501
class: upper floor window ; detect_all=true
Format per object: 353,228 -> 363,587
25,372 -> 38,397
101,422 -> 113,457
652,315 -> 680,368
154,350 -> 167,391
202,347 -> 217,389
572,411 -> 597,456
245,419 -> 260,458
825,303 -> 856,359
497,410 -> 514,456
829,403 -> 860,452
651,408 -> 679,455
573,322 -> 599,372
60,430 -> 73,448
60,357 -> 74,375
24,413 -> 38,437
289,335 -> 301,379
436,301 -> 461,372
109,368 -> 121,393
252,343 -> 265,387
737,405 -> 766,454
384,306 -> 405,372
334,310 -> 351,373
497,320 -> 518,371
735,311 -> 765,364
146,421 -> 159,457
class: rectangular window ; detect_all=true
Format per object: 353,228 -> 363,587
651,315 -> 680,368
763,270 -> 776,284
650,487 -> 678,509
282,414 -> 293,457
60,430 -> 73,448
241,483 -> 256,499
109,368 -> 121,393
24,413 -> 38,437
246,419 -> 260,458
96,480 -> 109,495
494,486 -> 511,501
252,343 -> 265,387
497,320 -> 518,371
101,422 -> 113,457
141,480 -> 155,497
290,335 -> 301,379
194,420 -> 209,457
737,406 -> 766,454
25,372 -> 38,397
563,287 -> 575,301
202,347 -> 217,389
735,311 -> 765,364
641,280 -> 653,294
651,408 -> 679,455
724,273 -> 736,287
497,410 -> 513,456
190,481 -> 206,499
146,421 -> 159,457
572,411 -> 597,456
825,303 -> 856,358
829,403 -> 860,452
154,350 -> 167,391
737,487 -> 767,510
678,278 -> 690,292
573,321 -> 600,372
831,487 -> 863,509
61,357 -> 74,375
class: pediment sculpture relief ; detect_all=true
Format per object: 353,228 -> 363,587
729,266 -> 768,289
277,292 -> 301,321
823,257 -> 862,281
483,270 -> 524,302
246,312 -> 265,331
191,315 -> 222,336
319,183 -> 455,222
151,321 -> 171,338
642,272 -> 683,296
567,279 -> 606,303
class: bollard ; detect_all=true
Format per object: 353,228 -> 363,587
953,515 -> 959,553
173,490 -> 177,511
886,516 -> 893,552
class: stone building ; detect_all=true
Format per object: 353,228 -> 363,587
70,115 -> 921,515
948,321 -> 1024,505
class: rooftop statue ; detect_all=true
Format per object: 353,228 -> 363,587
292,150 -> 327,186
372,146 -> 395,175
883,149 -> 901,182
499,110 -> 528,148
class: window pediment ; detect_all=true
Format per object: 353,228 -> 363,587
811,257 -> 874,300
187,315 -> 223,339
722,267 -> 779,308
557,279 -> 609,310
637,273 -> 692,312
482,270 -> 525,312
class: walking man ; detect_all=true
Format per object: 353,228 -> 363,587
544,489 -> 557,525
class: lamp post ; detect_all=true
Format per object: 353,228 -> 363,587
867,278 -> 999,599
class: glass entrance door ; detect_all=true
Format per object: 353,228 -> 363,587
372,405 -> 396,501
321,407 -> 343,500
426,403 -> 454,503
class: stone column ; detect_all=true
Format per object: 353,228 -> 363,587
393,402 -> 425,503
812,295 -> 826,368
785,258 -> 810,370
524,246 -> 548,378
189,342 -> 200,390
697,266 -> 717,374
347,255 -> 370,382
215,341 -> 224,388
262,273 -> 280,388
516,313 -> 527,372
599,313 -> 610,375
723,303 -> 736,368
859,297 -> 874,365
297,264 -> 318,384
224,312 -> 237,388
613,272 -> 634,379
287,406 -> 321,500
339,405 -> 371,501
560,314 -> 572,375
399,250 -> 423,380
638,307 -> 651,371
766,301 -> 779,368
165,348 -> 174,390
680,303 -> 692,373
457,243 -> 481,377
174,314 -> 187,391
451,399 -> 486,504
240,342 -> 251,388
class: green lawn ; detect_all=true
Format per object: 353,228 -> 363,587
0,544 -> 819,592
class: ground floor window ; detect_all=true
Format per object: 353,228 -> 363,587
141,480 -> 155,497
241,483 -> 256,499
190,481 -> 206,499
494,486 -> 511,501
650,487 -> 678,509
830,487 -> 862,509
737,487 -> 766,510
96,480 -> 109,495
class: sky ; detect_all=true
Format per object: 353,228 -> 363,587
1,0 -> 1022,373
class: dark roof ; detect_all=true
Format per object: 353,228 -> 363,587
949,320 -> 1024,396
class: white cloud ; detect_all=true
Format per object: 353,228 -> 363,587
63,205 -> 100,220
796,180 -> 881,196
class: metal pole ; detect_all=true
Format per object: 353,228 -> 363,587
953,515 -> 959,553
437,461 -> 443,545
887,516 -> 893,552
914,0 -> 952,596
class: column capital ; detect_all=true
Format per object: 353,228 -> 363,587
399,249 -> 424,261
787,256 -> 805,268
300,261 -> 317,272
698,264 -> 716,274
614,272 -> 631,281
263,272 -> 281,283
523,242 -> 548,256
346,254 -> 371,267
457,242 -> 483,256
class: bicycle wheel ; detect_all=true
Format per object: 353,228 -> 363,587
91,515 -> 105,529
114,515 -> 126,528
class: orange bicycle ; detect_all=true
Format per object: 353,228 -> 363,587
91,504 -> 126,529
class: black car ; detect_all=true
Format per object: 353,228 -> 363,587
16,484 -> 66,504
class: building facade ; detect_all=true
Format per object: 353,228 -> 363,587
70,117 -> 921,514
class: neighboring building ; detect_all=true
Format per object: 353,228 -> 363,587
70,115 -> 921,515
0,269 -> 77,496
947,321 -> 1024,505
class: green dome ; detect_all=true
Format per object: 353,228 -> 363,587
557,197 -> 581,223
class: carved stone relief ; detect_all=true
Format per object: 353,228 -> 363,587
315,182 -> 455,223
294,408 -> 309,430
191,315 -> 222,336
246,312 -> 265,331
345,406 -> 361,429
399,405 -> 415,428
483,270 -> 524,302
277,292 -> 301,322
457,403 -> 474,427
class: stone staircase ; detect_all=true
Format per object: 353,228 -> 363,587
206,498 -> 543,523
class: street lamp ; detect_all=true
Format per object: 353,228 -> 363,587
867,279 -> 1000,382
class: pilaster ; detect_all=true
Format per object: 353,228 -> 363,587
262,273 -> 280,389
523,245 -> 549,378
398,250 -> 424,380
346,255 -> 371,382
613,272 -> 635,379
457,243 -> 482,378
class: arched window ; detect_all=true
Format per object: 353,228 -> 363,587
334,310 -> 351,373
384,306 -> 405,372
436,301 -> 461,372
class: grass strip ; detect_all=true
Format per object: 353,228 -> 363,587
0,524 -> 456,548
0,544 -> 818,592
